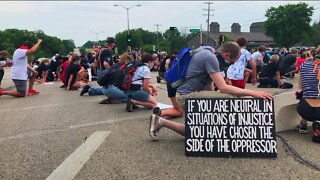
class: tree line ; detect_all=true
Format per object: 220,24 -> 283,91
0,29 -> 76,59
81,28 -> 195,54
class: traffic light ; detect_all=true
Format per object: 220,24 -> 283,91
127,34 -> 132,46
127,34 -> 131,42
170,27 -> 177,31
219,35 -> 225,43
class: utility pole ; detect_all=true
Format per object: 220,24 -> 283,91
154,24 -> 161,53
203,2 -> 214,45
200,24 -> 203,46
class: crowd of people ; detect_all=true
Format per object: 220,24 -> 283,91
0,36 -> 319,144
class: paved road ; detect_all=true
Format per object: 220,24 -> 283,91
0,67 -> 319,179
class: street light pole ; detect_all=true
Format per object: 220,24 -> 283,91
114,4 -> 141,38
90,31 -> 104,42
154,24 -> 161,53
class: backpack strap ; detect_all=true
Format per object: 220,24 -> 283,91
97,48 -> 107,68
131,63 -> 147,82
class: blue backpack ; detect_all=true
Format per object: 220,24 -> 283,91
165,48 -> 193,88
165,46 -> 213,88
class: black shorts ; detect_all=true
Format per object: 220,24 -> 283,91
297,99 -> 320,121
166,83 -> 177,98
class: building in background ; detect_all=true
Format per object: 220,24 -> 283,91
187,21 -> 276,49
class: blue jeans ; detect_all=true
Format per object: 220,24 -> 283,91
102,85 -> 128,103
88,87 -> 104,96
127,89 -> 150,102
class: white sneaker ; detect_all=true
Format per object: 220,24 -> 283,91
149,114 -> 162,141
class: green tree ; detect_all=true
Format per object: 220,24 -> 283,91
163,29 -> 187,51
62,39 -> 76,55
264,3 -> 314,48
0,28 -> 77,58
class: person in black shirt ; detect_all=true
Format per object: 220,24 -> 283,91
258,54 -> 282,88
278,48 -> 299,78
95,37 -> 116,75
156,51 -> 178,83
36,58 -> 49,83
65,55 -> 87,91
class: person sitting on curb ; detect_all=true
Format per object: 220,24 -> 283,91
126,53 -> 158,112
148,42 -> 273,141
0,40 -> 42,98
295,54 -> 320,143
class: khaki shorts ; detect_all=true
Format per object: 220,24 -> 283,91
177,91 -> 236,111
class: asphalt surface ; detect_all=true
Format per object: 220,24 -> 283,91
0,67 -> 319,180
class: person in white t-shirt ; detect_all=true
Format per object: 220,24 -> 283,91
126,53 -> 158,112
226,37 -> 257,89
0,40 -> 42,98
251,45 -> 267,74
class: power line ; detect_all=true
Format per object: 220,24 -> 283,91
203,2 -> 214,44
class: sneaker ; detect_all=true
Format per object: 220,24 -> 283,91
99,97 -> 115,104
156,76 -> 161,83
0,88 -> 3,96
60,84 -> 65,88
312,121 -> 320,143
132,103 -> 139,110
153,107 -> 161,116
126,99 -> 133,112
27,89 -> 39,96
296,123 -> 309,134
149,114 -> 162,141
80,85 -> 91,96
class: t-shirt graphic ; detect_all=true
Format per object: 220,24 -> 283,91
227,48 -> 252,80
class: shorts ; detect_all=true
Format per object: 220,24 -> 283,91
13,79 -> 27,95
166,83 -> 177,98
177,91 -> 235,110
297,99 -> 320,121
230,79 -> 246,89
127,89 -> 150,102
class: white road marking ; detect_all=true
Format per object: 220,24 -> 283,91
0,99 -> 101,113
0,114 -> 148,143
46,131 -> 111,180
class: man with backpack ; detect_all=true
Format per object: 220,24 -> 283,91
95,37 -> 116,76
149,42 -> 273,141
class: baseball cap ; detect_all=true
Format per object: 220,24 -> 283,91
106,37 -> 116,44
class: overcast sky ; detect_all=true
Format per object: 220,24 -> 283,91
1,1 -> 320,47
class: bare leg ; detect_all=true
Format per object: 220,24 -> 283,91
70,81 -> 86,90
161,97 -> 183,118
28,71 -> 37,91
161,118 -> 185,136
2,90 -> 26,98
132,96 -> 157,109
